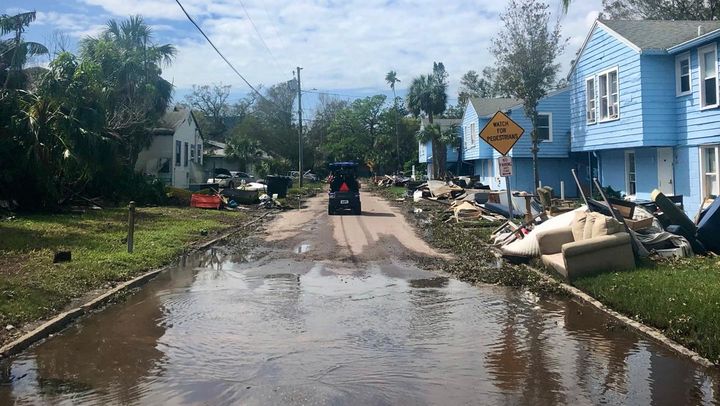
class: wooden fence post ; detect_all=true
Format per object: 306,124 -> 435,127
128,201 -> 136,253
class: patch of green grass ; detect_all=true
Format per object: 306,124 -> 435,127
0,207 -> 247,328
574,257 -> 720,363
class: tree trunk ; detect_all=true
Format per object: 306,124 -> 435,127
531,128 -> 540,190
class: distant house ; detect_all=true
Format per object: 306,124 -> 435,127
203,139 -> 270,177
417,117 -> 463,179
569,19 -> 720,215
462,90 -> 578,195
134,106 -> 205,189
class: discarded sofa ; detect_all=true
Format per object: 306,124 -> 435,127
536,211 -> 635,280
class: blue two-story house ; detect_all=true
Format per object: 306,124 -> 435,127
460,90 -> 579,196
570,19 -> 720,216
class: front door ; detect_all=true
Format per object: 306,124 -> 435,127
657,147 -> 674,195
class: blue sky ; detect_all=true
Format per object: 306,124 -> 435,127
4,0 -> 603,114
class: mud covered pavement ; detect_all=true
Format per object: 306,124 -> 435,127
1,191 -> 719,405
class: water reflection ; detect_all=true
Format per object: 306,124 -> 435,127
0,248 -> 718,405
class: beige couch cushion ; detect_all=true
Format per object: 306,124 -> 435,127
590,213 -> 623,238
583,213 -> 596,240
571,211 -> 588,241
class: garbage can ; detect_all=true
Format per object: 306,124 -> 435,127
267,175 -> 291,198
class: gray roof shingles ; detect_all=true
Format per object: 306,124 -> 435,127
601,19 -> 720,51
469,97 -> 522,117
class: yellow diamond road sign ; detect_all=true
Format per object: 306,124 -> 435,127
479,111 -> 525,156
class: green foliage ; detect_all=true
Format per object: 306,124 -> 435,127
492,0 -> 565,188
602,0 -> 720,19
575,257 -> 720,363
0,207 -> 247,328
0,14 -> 178,211
0,11 -> 49,90
407,62 -> 450,179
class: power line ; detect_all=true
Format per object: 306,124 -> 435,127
238,0 -> 285,73
174,0 -> 278,109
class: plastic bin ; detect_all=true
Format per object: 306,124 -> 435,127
267,175 -> 291,198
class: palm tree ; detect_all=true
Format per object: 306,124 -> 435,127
385,70 -> 401,172
1,11 -> 49,89
562,0 -> 571,13
407,63 -> 448,179
80,15 -> 176,166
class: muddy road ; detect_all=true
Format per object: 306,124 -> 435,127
1,191 -> 718,405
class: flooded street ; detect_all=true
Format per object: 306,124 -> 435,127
1,192 -> 718,405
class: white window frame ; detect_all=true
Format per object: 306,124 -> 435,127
536,112 -> 553,142
700,145 -> 720,199
676,52 -> 692,96
470,122 -> 476,145
598,67 -> 620,122
698,44 -> 719,109
625,150 -> 636,196
585,76 -> 596,124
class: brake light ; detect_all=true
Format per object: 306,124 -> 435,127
339,182 -> 350,192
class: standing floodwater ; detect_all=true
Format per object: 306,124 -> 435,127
1,193 -> 718,405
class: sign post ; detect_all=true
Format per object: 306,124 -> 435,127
479,111 -> 525,221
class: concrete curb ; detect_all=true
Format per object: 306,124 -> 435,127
521,262 -> 717,369
0,211 -> 276,360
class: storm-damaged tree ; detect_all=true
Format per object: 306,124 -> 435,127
185,83 -> 231,141
491,0 -> 565,189
80,15 -> 176,169
0,11 -> 49,90
407,62 -> 449,179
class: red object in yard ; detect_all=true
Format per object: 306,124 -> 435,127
339,182 -> 350,192
191,194 -> 222,209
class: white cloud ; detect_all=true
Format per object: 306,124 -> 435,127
16,0 -> 605,102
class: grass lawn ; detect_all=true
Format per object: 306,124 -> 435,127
574,256 -> 720,363
0,207 -> 247,331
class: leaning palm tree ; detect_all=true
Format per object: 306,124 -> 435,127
385,70 -> 401,172
1,11 -> 49,89
407,63 -> 448,179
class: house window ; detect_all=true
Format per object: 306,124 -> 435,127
701,146 -> 720,198
537,113 -> 552,142
197,144 -> 202,164
699,45 -> 718,108
190,144 -> 195,161
470,123 -> 476,145
464,126 -> 470,147
625,151 -> 636,195
676,53 -> 691,96
586,77 -> 596,123
183,142 -> 189,167
599,68 -> 619,121
175,140 -> 181,166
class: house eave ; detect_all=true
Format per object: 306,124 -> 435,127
668,28 -> 720,53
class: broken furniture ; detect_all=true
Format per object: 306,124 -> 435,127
536,211 -> 635,280
697,197 -> 720,254
536,186 -> 575,215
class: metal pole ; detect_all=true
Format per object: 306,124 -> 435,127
297,66 -> 303,188
127,201 -> 136,253
505,176 -> 513,220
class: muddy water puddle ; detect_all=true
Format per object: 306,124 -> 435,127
1,246 -> 718,405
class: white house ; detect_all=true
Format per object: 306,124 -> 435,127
135,106 -> 205,189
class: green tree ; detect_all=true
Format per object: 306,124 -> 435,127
602,0 -> 720,19
185,83 -> 231,141
80,15 -> 176,167
492,0 -> 565,189
0,11 -> 49,89
385,70 -> 401,172
406,62 -> 449,179
252,80 -> 298,162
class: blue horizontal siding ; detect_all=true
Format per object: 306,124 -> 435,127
641,55 -> 677,145
571,25 -> 644,152
506,88 -> 571,158
675,41 -> 720,147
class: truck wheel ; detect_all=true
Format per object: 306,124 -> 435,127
328,207 -> 334,215
353,205 -> 362,215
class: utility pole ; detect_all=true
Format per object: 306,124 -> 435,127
297,66 -> 303,188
